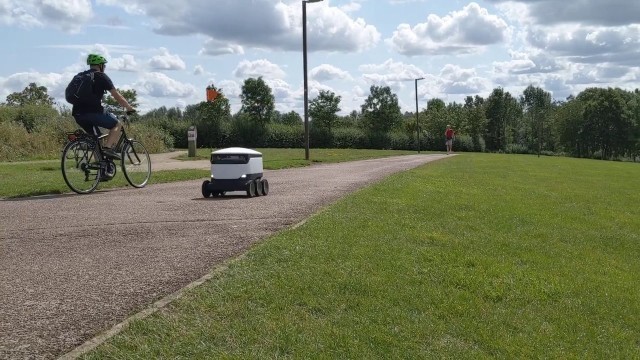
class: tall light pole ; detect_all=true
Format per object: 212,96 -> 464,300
302,0 -> 323,160
415,77 -> 424,153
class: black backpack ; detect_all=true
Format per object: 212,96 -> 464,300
65,69 -> 96,105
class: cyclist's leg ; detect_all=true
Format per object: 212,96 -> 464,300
98,112 -> 121,149
73,114 -> 99,136
77,112 -> 119,148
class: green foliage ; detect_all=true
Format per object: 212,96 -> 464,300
485,87 -> 522,151
0,115 -> 75,161
309,90 -> 341,131
104,89 -> 140,115
228,112 -> 268,147
453,134 -> 484,152
521,85 -> 553,154
128,123 -> 174,153
5,80 -> 640,161
264,123 -> 303,148
0,105 -> 172,161
4,83 -> 55,107
332,127 -> 368,149
577,87 -> 635,159
388,130 -> 413,150
142,115 -> 191,149
275,111 -> 302,126
188,99 -> 232,148
504,143 -> 530,154
361,85 -> 402,135
310,123 -> 332,148
240,77 -> 275,125
8,104 -> 59,133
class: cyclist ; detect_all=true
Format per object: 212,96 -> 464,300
71,53 -> 136,159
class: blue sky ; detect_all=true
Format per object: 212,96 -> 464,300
1,0 -> 639,115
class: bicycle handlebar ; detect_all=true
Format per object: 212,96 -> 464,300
120,110 -> 137,124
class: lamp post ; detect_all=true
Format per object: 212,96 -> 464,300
302,0 -> 323,160
415,77 -> 424,153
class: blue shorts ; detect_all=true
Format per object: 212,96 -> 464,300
73,112 -> 118,136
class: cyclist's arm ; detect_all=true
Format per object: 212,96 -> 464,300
109,88 -> 135,113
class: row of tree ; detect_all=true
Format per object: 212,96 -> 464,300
3,78 -> 640,160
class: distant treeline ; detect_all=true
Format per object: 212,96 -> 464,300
2,79 -> 640,162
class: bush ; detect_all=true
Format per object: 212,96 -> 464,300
389,131 -> 413,150
419,132 -> 441,152
141,116 -> 191,149
265,123 -> 303,148
332,127 -> 368,149
452,134 -> 479,152
128,123 -> 174,153
505,143 -> 530,154
0,104 -> 59,133
310,125 -> 332,148
0,119 -> 70,161
225,113 -> 267,148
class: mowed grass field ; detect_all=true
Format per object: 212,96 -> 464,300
83,153 -> 640,359
0,148 -> 418,198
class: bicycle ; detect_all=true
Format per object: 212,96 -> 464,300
61,114 -> 151,194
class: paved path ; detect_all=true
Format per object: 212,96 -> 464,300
149,151 -> 210,171
0,153 -> 452,359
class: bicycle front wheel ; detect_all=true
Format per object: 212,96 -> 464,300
61,140 -> 101,194
121,140 -> 151,188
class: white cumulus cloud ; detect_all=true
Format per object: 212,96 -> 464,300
387,2 -> 510,56
148,47 -> 186,71
134,72 -> 196,98
233,59 -> 286,80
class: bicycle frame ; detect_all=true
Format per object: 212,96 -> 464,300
62,113 -> 150,193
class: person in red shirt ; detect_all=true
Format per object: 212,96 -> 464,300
445,125 -> 455,154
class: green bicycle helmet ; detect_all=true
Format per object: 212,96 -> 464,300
87,53 -> 108,65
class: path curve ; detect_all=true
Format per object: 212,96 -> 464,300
0,153 -> 452,359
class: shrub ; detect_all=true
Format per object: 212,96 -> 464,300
128,123 -> 174,153
452,134 -> 477,152
389,131 -> 413,150
310,125 -> 332,148
505,143 -> 530,154
0,120 -> 67,161
332,127 -> 368,149
265,123 -> 303,148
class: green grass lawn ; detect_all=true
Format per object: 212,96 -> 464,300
83,153 -> 640,359
177,148 -> 421,169
0,149 -> 419,198
0,161 -> 209,198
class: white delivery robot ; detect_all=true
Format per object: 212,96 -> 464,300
202,147 -> 269,198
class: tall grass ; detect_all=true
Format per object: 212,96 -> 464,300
0,115 -> 172,162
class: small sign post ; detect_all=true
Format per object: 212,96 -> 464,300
188,126 -> 197,157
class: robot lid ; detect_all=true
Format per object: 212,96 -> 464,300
211,147 -> 262,156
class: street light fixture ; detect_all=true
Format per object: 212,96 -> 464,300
302,0 -> 323,160
415,77 -> 425,153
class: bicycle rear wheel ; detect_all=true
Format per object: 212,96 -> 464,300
61,140 -> 101,194
121,140 -> 151,188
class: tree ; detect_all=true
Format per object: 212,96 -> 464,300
104,89 -> 139,115
5,83 -> 55,107
424,98 -> 448,131
360,85 -> 402,134
240,77 -> 275,126
309,90 -> 341,132
276,111 -> 302,126
577,87 -> 634,159
183,86 -> 232,148
464,95 -> 487,151
521,85 -> 552,156
553,97 -> 585,157
485,87 -> 521,151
